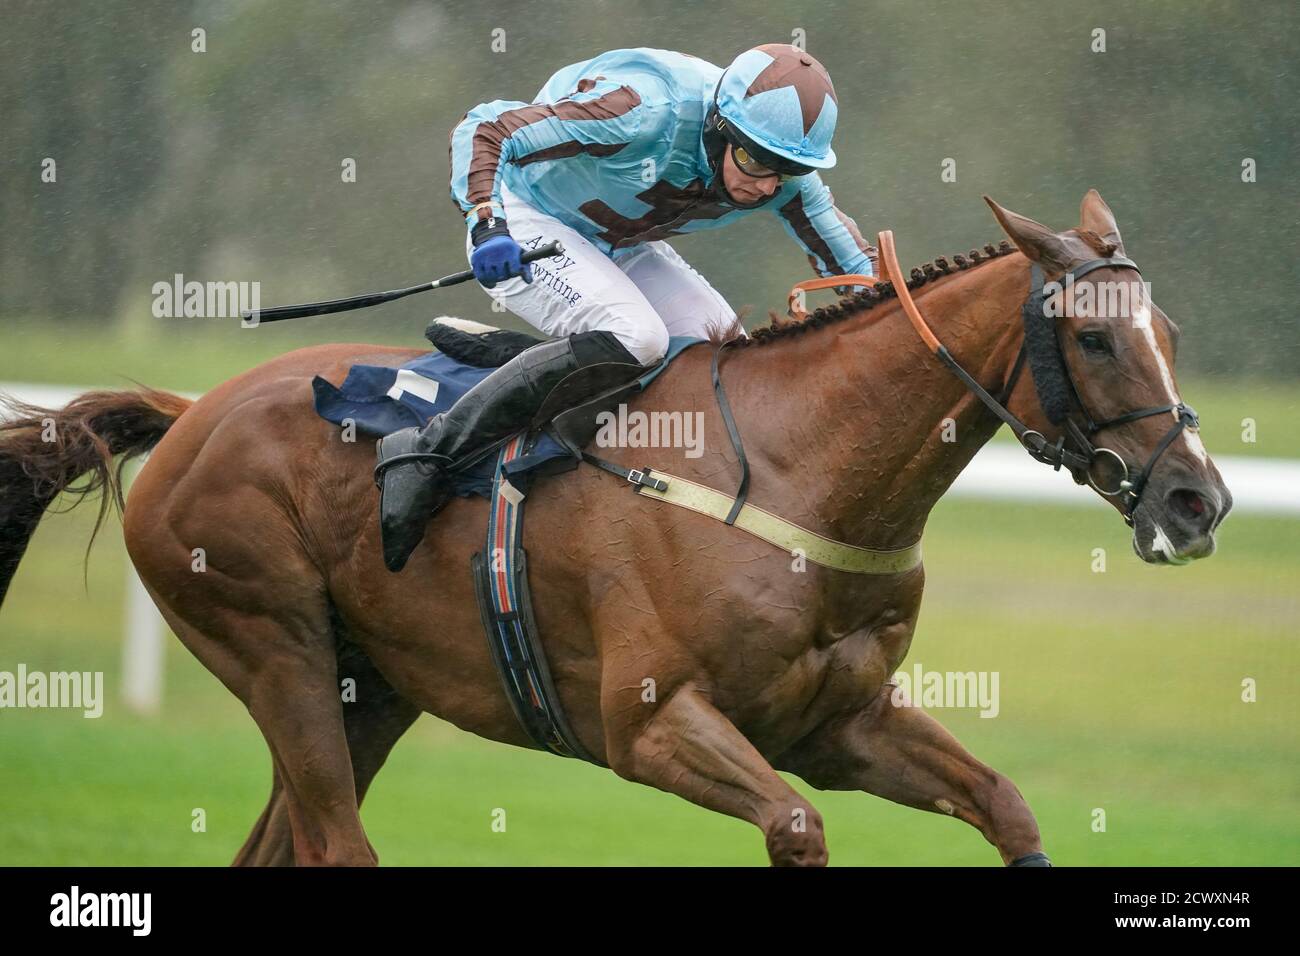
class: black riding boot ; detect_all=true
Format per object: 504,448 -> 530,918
374,330 -> 642,572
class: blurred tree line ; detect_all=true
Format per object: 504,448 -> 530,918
2,0 -> 1296,378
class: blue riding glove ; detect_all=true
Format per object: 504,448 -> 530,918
470,217 -> 533,289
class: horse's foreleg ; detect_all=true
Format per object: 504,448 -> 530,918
603,681 -> 828,866
778,684 -> 1047,866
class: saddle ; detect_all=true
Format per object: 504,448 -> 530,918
422,318 -> 685,469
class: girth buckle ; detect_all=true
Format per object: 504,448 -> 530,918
627,468 -> 669,493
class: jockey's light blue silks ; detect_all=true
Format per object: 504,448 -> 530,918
448,46 -> 875,278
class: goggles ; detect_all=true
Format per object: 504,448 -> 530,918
713,114 -> 815,180
732,146 -> 793,182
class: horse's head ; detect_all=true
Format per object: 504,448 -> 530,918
985,190 -> 1231,564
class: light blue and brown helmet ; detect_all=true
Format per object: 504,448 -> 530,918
713,44 -> 839,174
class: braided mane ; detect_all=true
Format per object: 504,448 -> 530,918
721,240 -> 1017,348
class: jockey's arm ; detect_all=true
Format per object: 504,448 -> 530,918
774,173 -> 878,279
448,78 -> 654,235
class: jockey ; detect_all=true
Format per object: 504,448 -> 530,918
375,44 -> 877,571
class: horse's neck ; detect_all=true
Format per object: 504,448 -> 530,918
730,253 -> 1029,549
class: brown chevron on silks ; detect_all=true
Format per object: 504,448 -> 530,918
464,85 -> 642,208
514,141 -> 628,166
579,179 -> 737,249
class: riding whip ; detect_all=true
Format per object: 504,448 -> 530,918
241,241 -> 564,324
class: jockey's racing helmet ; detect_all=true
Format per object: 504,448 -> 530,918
708,43 -> 839,178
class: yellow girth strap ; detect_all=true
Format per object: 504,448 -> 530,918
634,469 -> 923,575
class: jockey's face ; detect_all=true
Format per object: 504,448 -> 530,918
721,144 -> 783,206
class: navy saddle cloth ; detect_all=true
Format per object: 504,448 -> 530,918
312,335 -> 703,499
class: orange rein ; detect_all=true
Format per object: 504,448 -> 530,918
786,230 -> 942,355
786,274 -> 878,321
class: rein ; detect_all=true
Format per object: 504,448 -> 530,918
873,230 -> 1199,526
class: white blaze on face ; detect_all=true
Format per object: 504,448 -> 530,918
1132,287 -> 1209,466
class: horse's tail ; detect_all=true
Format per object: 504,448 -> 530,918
0,387 -> 193,608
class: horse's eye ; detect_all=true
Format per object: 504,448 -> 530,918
1077,331 -> 1111,355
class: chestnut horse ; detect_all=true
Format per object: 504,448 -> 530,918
0,192 -> 1230,865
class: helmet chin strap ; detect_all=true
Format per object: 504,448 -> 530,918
702,105 -> 741,205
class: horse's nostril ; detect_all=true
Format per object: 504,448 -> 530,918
1169,488 -> 1214,528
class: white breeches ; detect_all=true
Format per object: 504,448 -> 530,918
464,187 -> 739,365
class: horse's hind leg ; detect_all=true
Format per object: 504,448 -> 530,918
778,683 -> 1047,865
234,769 -> 292,866
149,590 -> 377,866
233,620 -> 377,866
232,631 -> 421,866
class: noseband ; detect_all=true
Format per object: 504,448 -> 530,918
876,232 -> 1200,528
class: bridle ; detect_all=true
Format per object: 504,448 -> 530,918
875,232 -> 1200,527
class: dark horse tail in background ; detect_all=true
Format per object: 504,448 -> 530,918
0,192 -> 1231,865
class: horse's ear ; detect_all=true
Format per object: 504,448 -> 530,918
983,195 -> 1075,272
1078,189 -> 1125,256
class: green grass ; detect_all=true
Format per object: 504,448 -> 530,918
1,492 -> 1295,866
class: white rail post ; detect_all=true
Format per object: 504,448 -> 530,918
119,455 -> 166,715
